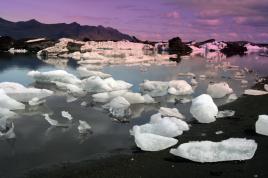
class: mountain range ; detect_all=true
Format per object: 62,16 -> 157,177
0,17 -> 135,41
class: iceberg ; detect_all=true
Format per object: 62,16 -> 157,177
77,67 -> 111,79
256,115 -> 268,136
82,76 -> 132,93
54,81 -> 85,95
168,80 -> 193,95
207,82 -> 233,98
132,126 -> 178,151
103,96 -> 131,118
159,107 -> 185,119
0,82 -> 53,102
28,70 -> 81,85
244,89 -> 268,96
78,120 -> 91,134
0,89 -> 25,110
61,111 -> 73,121
140,80 -> 169,97
190,94 -> 218,123
170,138 -> 257,162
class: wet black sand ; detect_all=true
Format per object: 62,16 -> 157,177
23,81 -> 268,178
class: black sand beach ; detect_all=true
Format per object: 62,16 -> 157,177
24,81 -> 268,178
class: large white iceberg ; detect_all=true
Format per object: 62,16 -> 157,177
132,126 -> 178,151
190,94 -> 218,123
0,82 -> 53,102
256,115 -> 268,136
0,89 -> 25,110
207,82 -> 233,98
28,70 -> 81,85
170,138 -> 257,162
103,96 -> 131,118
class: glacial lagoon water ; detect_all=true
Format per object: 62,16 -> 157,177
0,52 -> 267,177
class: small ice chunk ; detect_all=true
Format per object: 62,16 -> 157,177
264,84 -> 268,92
199,75 -> 206,80
168,80 -> 193,95
80,101 -> 87,107
216,110 -> 235,118
170,138 -> 257,162
66,95 -> 78,103
159,107 -> 185,119
0,122 -> 16,139
255,115 -> 268,136
132,126 -> 178,151
179,98 -> 192,104
54,81 -> 84,95
207,82 -> 233,98
190,94 -> 218,123
177,72 -> 195,77
227,93 -> 238,101
29,97 -> 45,106
61,111 -> 73,121
0,89 -> 25,110
0,108 -> 17,120
191,78 -> 198,86
244,89 -> 268,96
43,114 -> 58,126
215,130 -> 224,135
78,120 -> 91,134
150,115 -> 189,131
103,96 -> 131,118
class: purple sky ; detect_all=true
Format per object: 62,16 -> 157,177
1,0 -> 268,42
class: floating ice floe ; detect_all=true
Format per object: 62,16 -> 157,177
77,67 -> 111,79
103,96 -> 131,118
26,38 -> 46,43
29,97 -> 46,106
0,108 -> 17,131
82,76 -> 132,93
28,70 -> 81,85
199,75 -> 206,80
241,80 -> 248,85
8,48 -> 27,54
0,82 -> 53,102
0,89 -> 25,110
170,138 -> 257,162
150,113 -> 189,131
190,94 -> 218,123
78,120 -> 91,134
54,81 -> 85,95
255,115 -> 268,136
227,93 -> 238,102
159,107 -> 185,119
207,82 -> 233,98
61,111 -> 73,121
244,89 -> 268,96
131,126 -> 178,151
168,80 -> 194,95
140,80 -> 169,97
43,114 -> 68,127
177,72 -> 195,77
216,110 -> 235,118
215,130 -> 224,135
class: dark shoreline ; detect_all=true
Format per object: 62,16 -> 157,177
23,84 -> 268,178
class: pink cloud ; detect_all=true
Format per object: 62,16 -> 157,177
196,19 -> 222,26
165,11 -> 180,19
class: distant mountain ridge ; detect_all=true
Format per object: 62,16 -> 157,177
0,17 -> 135,41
